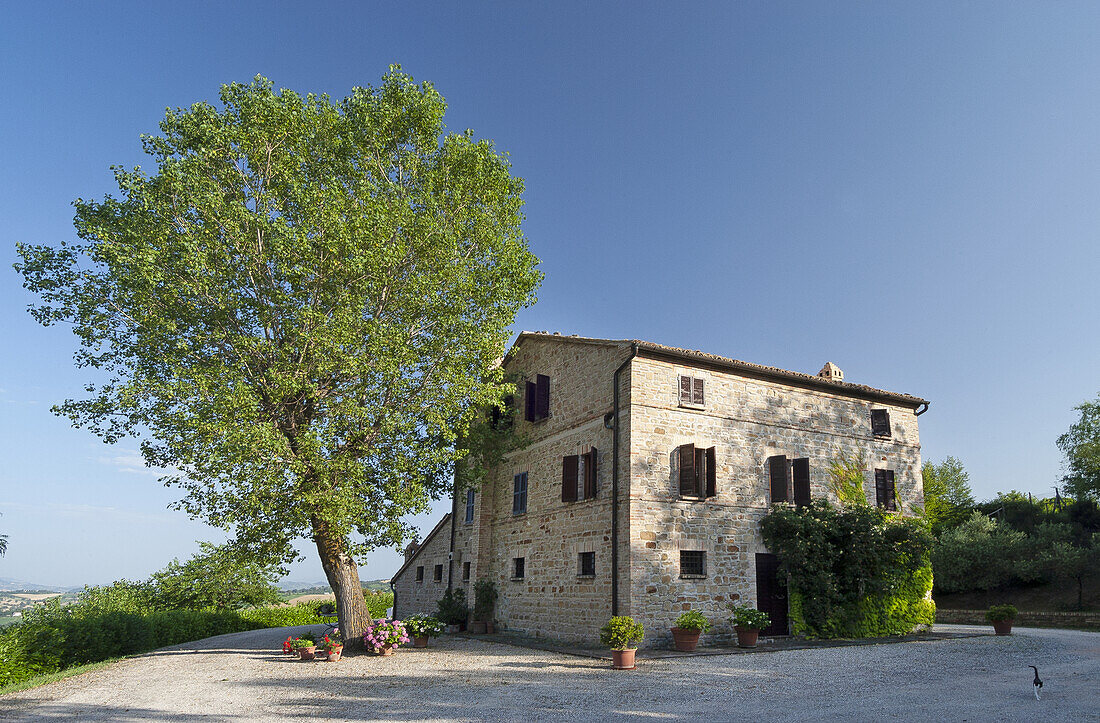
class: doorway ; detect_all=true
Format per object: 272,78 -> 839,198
755,553 -> 789,635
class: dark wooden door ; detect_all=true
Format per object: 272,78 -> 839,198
755,553 -> 789,635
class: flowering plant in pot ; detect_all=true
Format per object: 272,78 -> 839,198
363,619 -> 409,655
319,633 -> 343,661
291,634 -> 317,660
671,609 -> 711,652
985,604 -> 1017,636
404,615 -> 445,647
728,604 -> 771,648
600,615 -> 644,670
471,578 -> 498,634
282,636 -> 297,655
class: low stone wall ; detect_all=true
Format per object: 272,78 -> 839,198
936,609 -> 1100,629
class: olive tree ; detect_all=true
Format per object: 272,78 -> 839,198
16,69 -> 541,647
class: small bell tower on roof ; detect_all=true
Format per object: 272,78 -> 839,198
818,362 -> 844,382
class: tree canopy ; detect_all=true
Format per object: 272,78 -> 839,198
921,456 -> 975,535
16,68 -> 541,643
1057,394 -> 1100,499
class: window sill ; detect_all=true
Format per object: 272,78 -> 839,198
678,403 -> 706,411
576,574 -> 595,580
510,577 -> 525,582
679,574 -> 706,580
512,511 -> 527,517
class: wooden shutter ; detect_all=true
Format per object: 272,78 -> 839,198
679,375 -> 692,405
692,377 -> 705,406
562,455 -> 579,502
885,470 -> 897,511
792,458 -> 811,507
874,469 -> 887,507
769,455 -> 789,503
536,374 -> 551,419
705,446 -> 717,498
679,444 -> 697,497
871,409 -> 890,436
524,381 -> 537,421
584,447 -> 598,499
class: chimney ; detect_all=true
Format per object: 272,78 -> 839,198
818,362 -> 843,383
403,539 -> 420,562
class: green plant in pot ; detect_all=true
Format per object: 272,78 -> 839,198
985,604 -> 1018,636
291,634 -> 317,660
436,588 -> 470,632
471,578 -> 498,634
728,604 -> 771,648
671,609 -> 711,652
405,615 -> 445,647
600,615 -> 644,670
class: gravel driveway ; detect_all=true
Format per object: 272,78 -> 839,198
1,624 -> 1096,721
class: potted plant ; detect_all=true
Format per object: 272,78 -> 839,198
986,604 -> 1018,636
671,609 -> 710,652
470,578 -> 498,634
291,634 -> 317,660
363,618 -> 410,655
436,588 -> 469,633
600,615 -> 644,670
319,633 -> 343,661
728,604 -> 771,648
282,636 -> 297,655
405,615 -> 445,647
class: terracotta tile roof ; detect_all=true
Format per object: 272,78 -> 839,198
514,331 -> 929,408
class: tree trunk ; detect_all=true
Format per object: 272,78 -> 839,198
313,519 -> 371,653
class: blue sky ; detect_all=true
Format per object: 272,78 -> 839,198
2,2 -> 1098,587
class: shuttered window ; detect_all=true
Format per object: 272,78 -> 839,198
792,458 -> 811,507
563,448 -> 599,502
875,469 -> 897,511
465,489 -> 475,523
678,375 -> 705,407
433,564 -> 443,582
584,447 -> 598,499
871,409 -> 891,437
678,444 -> 717,498
490,395 -> 515,430
513,472 -> 528,515
680,550 -> 706,577
562,455 -> 579,502
415,566 -> 424,582
513,557 -> 525,580
525,375 -> 551,421
769,455 -> 789,503
578,552 -> 595,577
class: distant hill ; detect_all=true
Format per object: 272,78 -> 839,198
0,578 -> 80,593
278,579 -> 391,594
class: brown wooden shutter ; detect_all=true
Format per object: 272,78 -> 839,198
792,457 -> 811,507
871,409 -> 890,436
536,374 -> 550,419
885,470 -> 897,511
769,455 -> 789,503
705,446 -> 717,498
692,377 -> 705,406
525,381 -> 537,421
680,375 -> 692,405
874,469 -> 887,507
679,444 -> 697,497
584,448 -> 598,499
562,455 -> 579,502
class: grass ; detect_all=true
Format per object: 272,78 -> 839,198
0,656 -> 131,697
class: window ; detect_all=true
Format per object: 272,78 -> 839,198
513,472 -> 528,515
871,409 -> 891,437
875,469 -> 897,511
513,556 -> 525,580
433,564 -> 443,582
462,561 -> 471,581
678,444 -> 716,498
679,375 -> 705,407
415,566 -> 424,582
562,448 -> 598,502
792,457 -> 811,507
490,395 -> 515,430
465,489 -> 475,523
680,550 -> 706,578
768,455 -> 789,503
578,551 -> 595,577
524,374 -> 551,421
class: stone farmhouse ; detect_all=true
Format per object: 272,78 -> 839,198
391,332 -> 929,645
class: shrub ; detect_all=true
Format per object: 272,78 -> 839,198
363,619 -> 409,651
728,604 -> 770,631
436,588 -> 469,625
931,512 -> 1038,594
364,591 -> 394,619
673,610 -> 710,632
599,616 -> 644,650
404,615 -> 444,638
473,578 -> 498,621
985,604 -> 1018,623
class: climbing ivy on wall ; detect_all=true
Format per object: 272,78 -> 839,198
762,500 -> 935,638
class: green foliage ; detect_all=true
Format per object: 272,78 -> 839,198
473,578 -> 498,621
921,457 -> 976,534
599,616 -> 644,650
761,500 -> 933,638
151,542 -> 281,610
985,604 -> 1018,622
673,609 -> 711,632
727,604 -> 770,631
931,512 -> 1040,594
403,614 -> 444,638
1057,394 -> 1100,499
435,588 -> 469,625
363,591 -> 394,618
826,453 -> 869,507
1033,524 -> 1100,610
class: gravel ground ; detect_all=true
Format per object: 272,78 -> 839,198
1,624 -> 1096,722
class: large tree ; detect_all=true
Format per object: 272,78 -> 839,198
16,69 -> 541,647
1057,394 -> 1100,500
921,456 -> 975,535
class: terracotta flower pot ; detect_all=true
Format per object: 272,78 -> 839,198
611,649 -> 637,670
375,645 -> 395,656
413,636 -> 429,648
326,646 -> 342,661
670,627 -> 701,652
299,646 -> 316,660
992,619 -> 1014,636
486,622 -> 496,634
735,626 -> 760,648
469,621 -> 488,634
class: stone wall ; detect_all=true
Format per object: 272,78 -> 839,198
391,514 -> 452,620
935,608 -> 1100,629
624,355 -> 924,646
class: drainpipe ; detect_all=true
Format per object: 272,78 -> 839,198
389,579 -> 397,619
611,343 -> 639,616
915,402 -> 929,416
